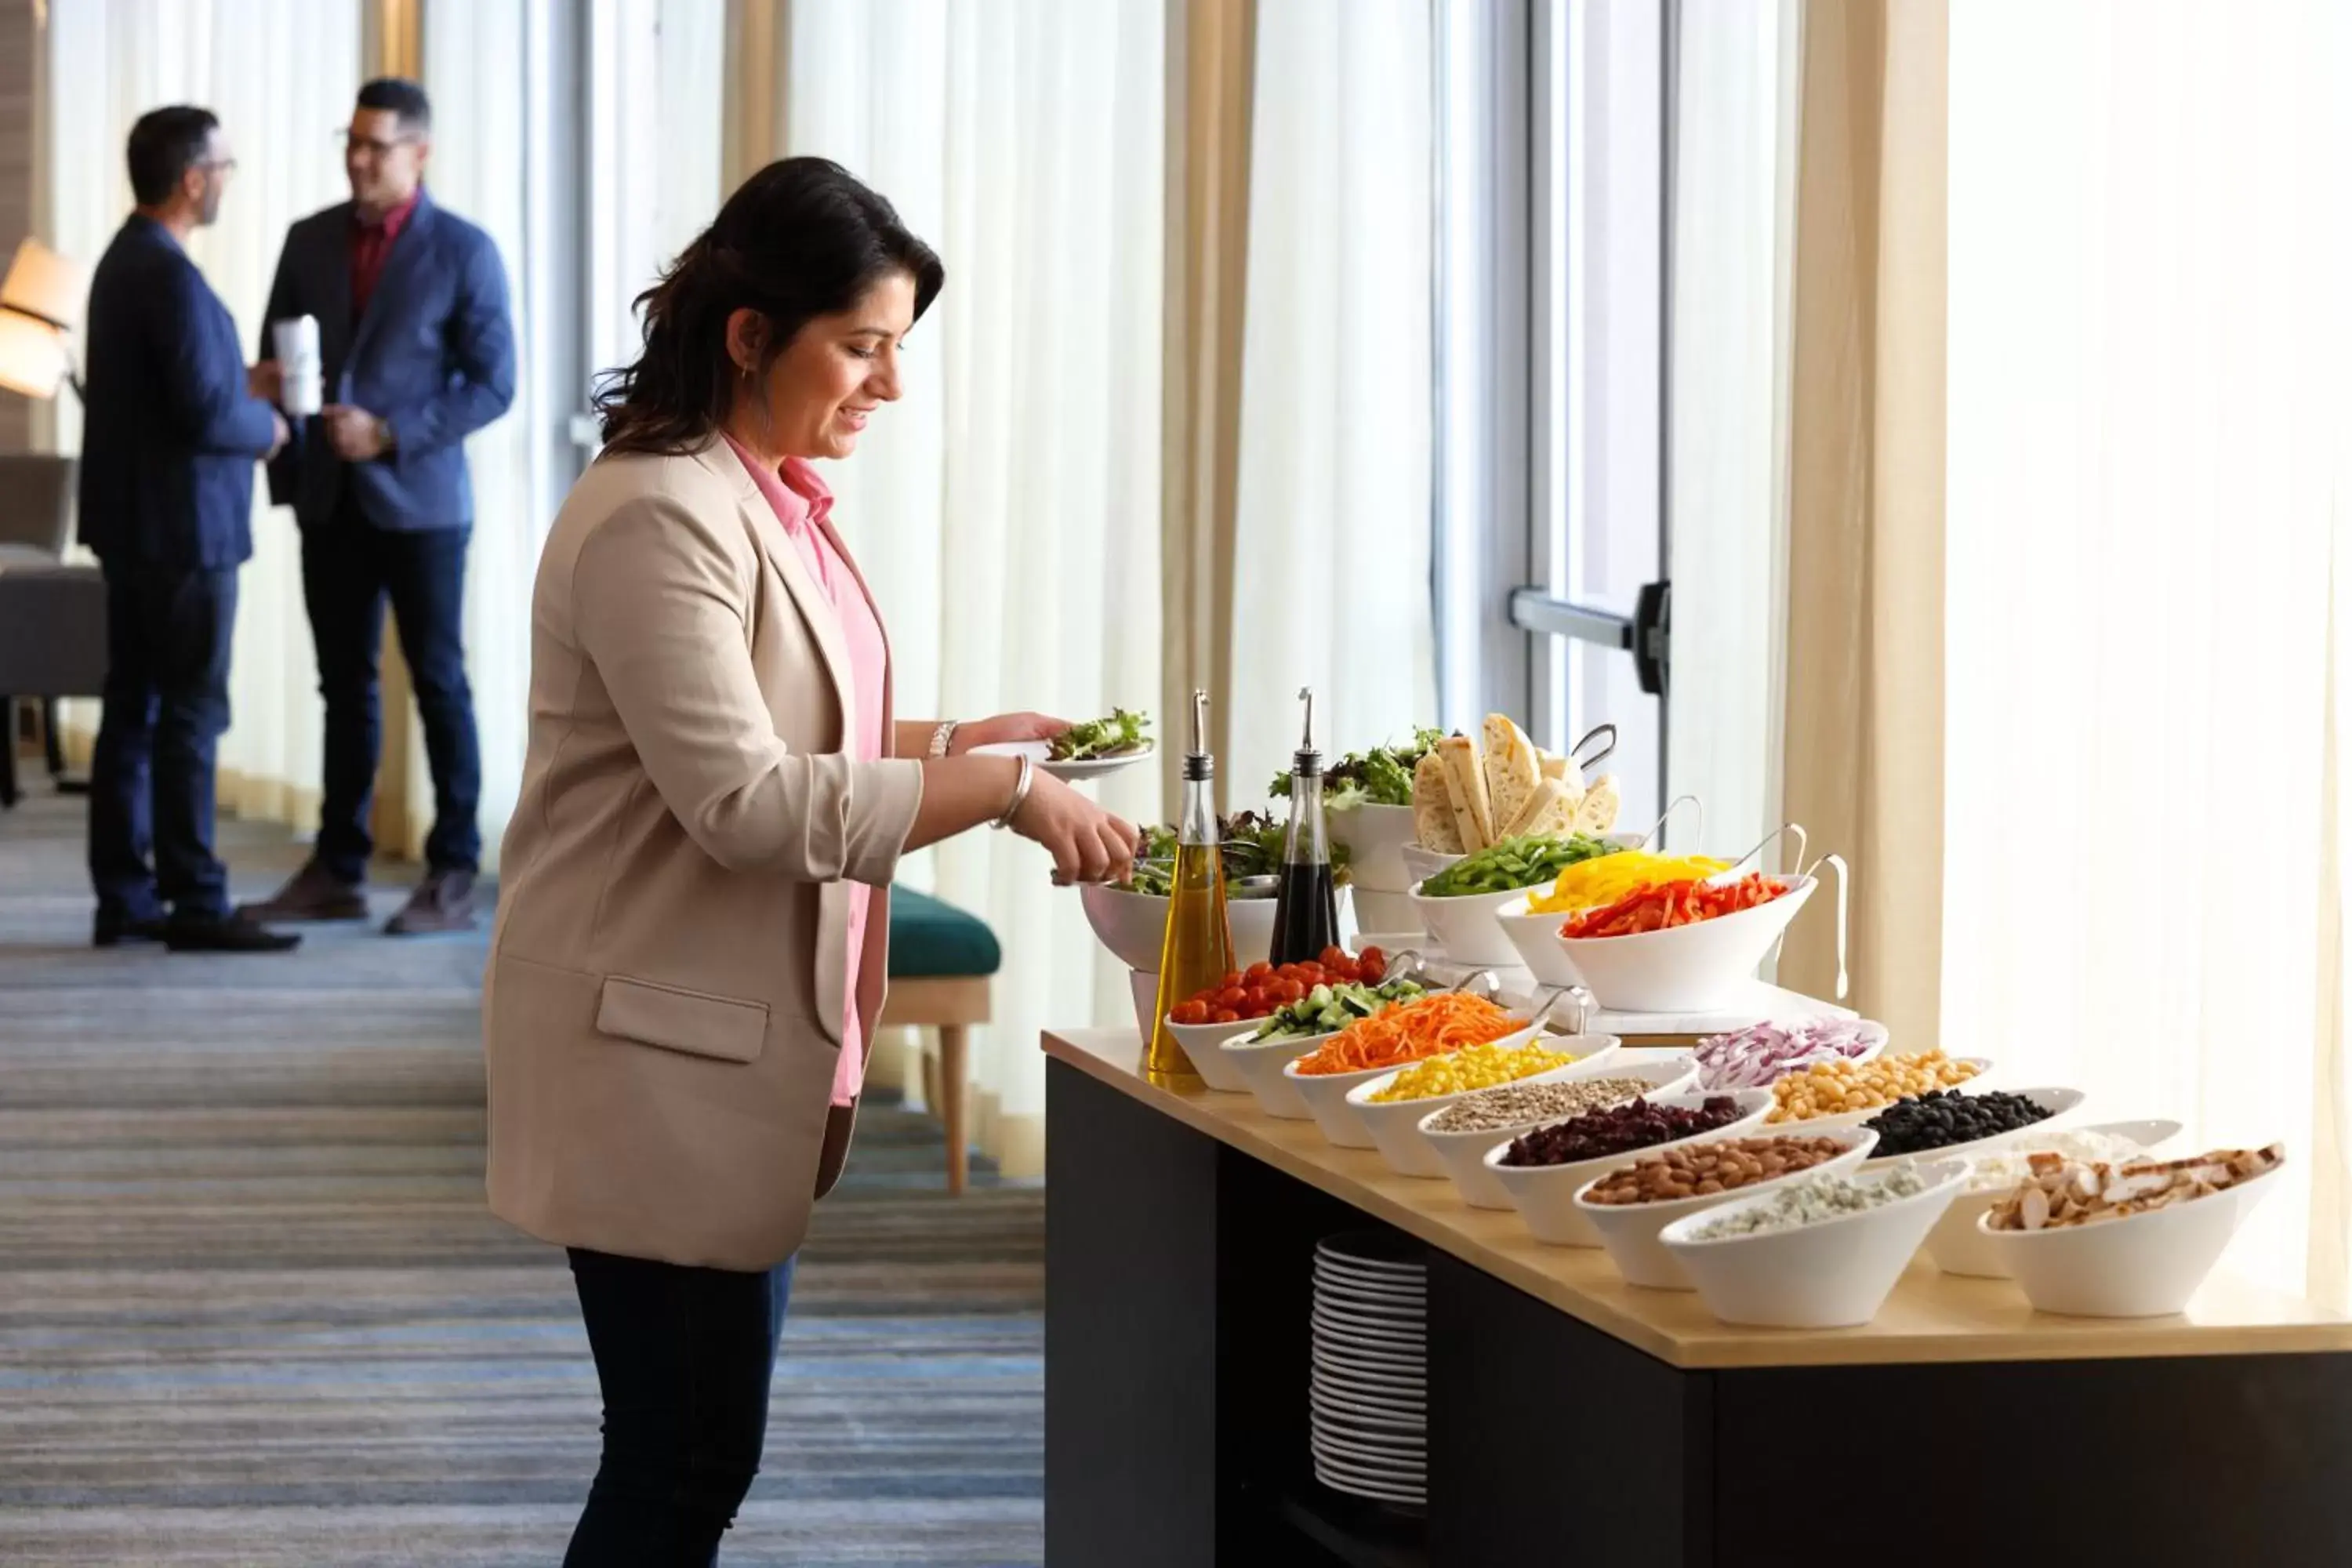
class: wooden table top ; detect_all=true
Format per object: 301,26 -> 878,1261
1044,1026 -> 2352,1370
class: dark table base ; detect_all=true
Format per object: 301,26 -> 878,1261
1046,1058 -> 2352,1567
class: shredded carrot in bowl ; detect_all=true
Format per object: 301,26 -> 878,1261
1291,993 -> 1525,1076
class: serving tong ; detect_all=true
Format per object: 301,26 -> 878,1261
1635,794 -> 1704,852
1700,820 -> 1850,1002
1569,721 -> 1617,775
1362,946 -> 1599,1036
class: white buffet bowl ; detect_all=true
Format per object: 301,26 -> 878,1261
1689,1019 -> 1889,1092
1855,1085 -> 2087,1173
1759,1056 -> 1997,1134
1161,1017 -> 1259,1092
1551,874 -> 1816,1012
1924,1118 -> 2183,1279
1283,1016 -> 1540,1149
1398,844 -> 1465,889
1573,1127 -> 1881,1290
1406,880 -> 1537,970
1495,895 -> 1584,987
1352,891 -> 1419,937
1328,803 -> 1421,894
1220,1028 -> 1330,1119
1079,883 -> 1282,971
1481,1088 -> 1775,1247
1417,1055 -> 1700,1210
1658,1157 -> 1970,1329
1128,968 -> 1160,1039
1970,1154 -> 2285,1317
1342,1036 -> 1621,1179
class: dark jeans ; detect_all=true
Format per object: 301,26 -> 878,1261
299,499 -> 481,880
88,564 -> 238,920
564,1247 -> 797,1566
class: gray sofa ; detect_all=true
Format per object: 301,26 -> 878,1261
0,453 -> 100,808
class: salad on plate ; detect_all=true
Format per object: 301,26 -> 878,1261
1050,708 -> 1152,762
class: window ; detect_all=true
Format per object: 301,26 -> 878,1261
1436,0 -> 1672,829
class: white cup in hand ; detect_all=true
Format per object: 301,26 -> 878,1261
271,315 -> 324,417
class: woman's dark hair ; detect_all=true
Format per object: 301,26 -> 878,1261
596,158 -> 945,456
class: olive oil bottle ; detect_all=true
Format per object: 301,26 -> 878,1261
1149,691 -> 1234,1083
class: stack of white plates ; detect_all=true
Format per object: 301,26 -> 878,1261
1309,1232 -> 1428,1508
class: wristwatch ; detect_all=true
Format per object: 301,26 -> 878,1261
927,720 -> 960,758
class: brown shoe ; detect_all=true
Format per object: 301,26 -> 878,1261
386,869 -> 477,935
237,859 -> 368,923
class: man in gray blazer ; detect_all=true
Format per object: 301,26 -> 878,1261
244,78 -> 515,935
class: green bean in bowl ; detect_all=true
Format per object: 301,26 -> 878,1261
1417,833 -> 1620,898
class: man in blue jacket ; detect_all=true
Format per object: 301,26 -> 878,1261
243,78 -> 515,935
81,106 -> 299,953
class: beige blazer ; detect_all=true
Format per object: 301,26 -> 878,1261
484,436 -> 924,1272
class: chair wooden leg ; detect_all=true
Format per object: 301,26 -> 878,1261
0,697 -> 19,810
40,699 -> 85,793
940,1022 -> 969,1196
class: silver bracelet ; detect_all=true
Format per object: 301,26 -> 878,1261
927,720 -> 959,758
991,754 -> 1035,830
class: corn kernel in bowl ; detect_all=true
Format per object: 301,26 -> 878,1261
1368,1040 -> 1577,1102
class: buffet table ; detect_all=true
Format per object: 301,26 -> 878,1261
1043,1026 -> 2352,1567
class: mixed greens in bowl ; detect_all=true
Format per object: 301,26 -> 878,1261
1120,812 -> 1352,898
1268,728 -> 1451,810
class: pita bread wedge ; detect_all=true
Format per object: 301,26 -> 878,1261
1571,775 -> 1621,836
1436,735 -> 1494,851
1412,753 -> 1465,852
1481,715 -> 1541,839
1534,750 -> 1586,818
1502,778 -> 1577,839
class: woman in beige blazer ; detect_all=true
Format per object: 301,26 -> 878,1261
485,158 -> 1137,1565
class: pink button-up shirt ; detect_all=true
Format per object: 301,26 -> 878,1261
723,434 -> 889,1107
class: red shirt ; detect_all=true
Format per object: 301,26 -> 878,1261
350,189 -> 421,321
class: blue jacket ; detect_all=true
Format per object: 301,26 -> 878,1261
262,189 -> 514,532
78,216 -> 280,570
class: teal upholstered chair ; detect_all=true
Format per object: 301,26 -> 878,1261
882,887 -> 1001,1193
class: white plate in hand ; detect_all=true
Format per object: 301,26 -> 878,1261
970,738 -> 1156,782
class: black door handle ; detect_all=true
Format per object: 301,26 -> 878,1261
1631,580 -> 1670,697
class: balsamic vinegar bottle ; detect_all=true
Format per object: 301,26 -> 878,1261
1269,687 -> 1340,967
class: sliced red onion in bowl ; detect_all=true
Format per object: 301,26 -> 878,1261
1692,1018 -> 1882,1091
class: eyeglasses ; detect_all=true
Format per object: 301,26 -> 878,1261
197,157 -> 238,174
339,132 -> 419,158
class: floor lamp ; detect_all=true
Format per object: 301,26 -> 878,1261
0,238 -> 82,402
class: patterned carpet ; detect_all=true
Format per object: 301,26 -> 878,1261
0,789 -> 1044,1566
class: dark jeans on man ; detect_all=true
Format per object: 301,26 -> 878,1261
300,493 -> 481,881
564,1247 -> 797,1566
88,564 -> 238,920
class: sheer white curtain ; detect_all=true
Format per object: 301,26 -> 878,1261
1945,0 -> 2349,1296
42,0 -> 359,828
415,0 -> 579,869
1228,0 -> 1435,789
586,0 -> 724,382
775,0 -> 1165,1172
